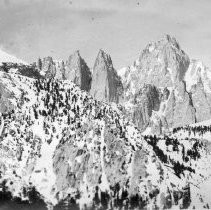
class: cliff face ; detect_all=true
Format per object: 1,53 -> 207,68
191,80 -> 211,122
90,50 -> 123,103
122,84 -> 160,132
164,81 -> 196,128
0,75 -> 14,113
64,51 -> 92,91
185,60 -> 211,122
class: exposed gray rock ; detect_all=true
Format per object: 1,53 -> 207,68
37,56 -> 56,79
64,51 -> 92,91
191,78 -> 211,122
118,36 -> 208,134
53,123 -> 162,207
164,81 -> 196,128
122,84 -> 160,131
121,35 -> 190,91
0,74 -> 15,113
162,87 -> 170,101
36,57 -> 65,79
54,61 -> 65,80
90,50 -> 123,103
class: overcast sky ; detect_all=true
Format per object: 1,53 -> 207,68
0,0 -> 211,68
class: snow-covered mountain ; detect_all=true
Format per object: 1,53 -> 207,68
0,67 -> 210,209
1,36 -> 211,209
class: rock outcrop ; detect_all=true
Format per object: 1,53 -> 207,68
37,56 -> 57,79
122,84 -> 160,132
36,57 -> 66,80
191,79 -> 211,122
164,81 -> 196,128
54,61 -> 65,80
64,51 -> 92,91
90,50 -> 123,103
185,59 -> 211,92
0,75 -> 14,113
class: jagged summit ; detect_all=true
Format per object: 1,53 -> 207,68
35,51 -> 92,91
66,50 -> 83,66
90,49 -> 123,103
65,50 -> 92,91
94,49 -> 113,70
146,34 -> 180,50
118,35 -> 190,102
119,34 -> 190,88
72,49 -> 80,57
67,50 -> 83,65
160,34 -> 180,47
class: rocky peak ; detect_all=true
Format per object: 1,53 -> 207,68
128,34 -> 190,88
67,50 -> 80,65
64,50 -> 92,91
158,34 -> 181,49
90,49 -> 123,103
117,35 -> 193,133
93,49 -> 113,70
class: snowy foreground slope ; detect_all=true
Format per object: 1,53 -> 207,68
0,71 -> 211,209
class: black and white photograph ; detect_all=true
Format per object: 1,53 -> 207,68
0,0 -> 211,209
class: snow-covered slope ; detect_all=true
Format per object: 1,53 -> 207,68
172,119 -> 211,142
0,49 -> 27,65
0,71 -> 211,209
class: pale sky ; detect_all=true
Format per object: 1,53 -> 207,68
0,0 -> 211,69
